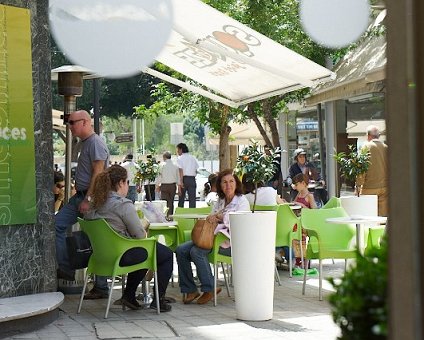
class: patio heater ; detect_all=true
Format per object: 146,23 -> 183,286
51,65 -> 98,202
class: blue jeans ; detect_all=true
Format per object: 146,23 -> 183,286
55,192 -> 108,291
175,241 -> 213,293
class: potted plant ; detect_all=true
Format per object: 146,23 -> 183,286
230,139 -> 280,321
329,237 -> 387,339
333,144 -> 370,197
234,139 -> 280,212
334,145 -> 378,217
134,155 -> 160,202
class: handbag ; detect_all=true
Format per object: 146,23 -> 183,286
191,219 -> 218,250
66,230 -> 92,269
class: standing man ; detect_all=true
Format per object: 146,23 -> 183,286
156,151 -> 179,217
55,110 -> 110,299
121,154 -> 138,203
358,125 -> 388,216
176,143 -> 199,208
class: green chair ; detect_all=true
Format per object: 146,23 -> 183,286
253,204 -> 303,282
253,205 -> 281,283
364,226 -> 386,256
300,207 -> 357,300
77,218 -> 160,318
148,226 -> 178,252
276,204 -> 303,278
173,206 -> 212,245
322,196 -> 341,209
208,232 -> 232,306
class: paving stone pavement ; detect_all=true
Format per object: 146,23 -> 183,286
6,260 -> 344,340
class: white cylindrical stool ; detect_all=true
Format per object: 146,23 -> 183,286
229,211 -> 276,321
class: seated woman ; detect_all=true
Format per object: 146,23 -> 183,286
175,169 -> 250,305
84,165 -> 173,312
204,172 -> 219,206
242,176 -> 285,206
242,176 -> 287,262
53,171 -> 65,213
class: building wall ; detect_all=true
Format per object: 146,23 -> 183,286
0,0 -> 56,297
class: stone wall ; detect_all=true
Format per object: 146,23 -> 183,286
0,0 -> 56,297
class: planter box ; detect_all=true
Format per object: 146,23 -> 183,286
229,211 -> 276,321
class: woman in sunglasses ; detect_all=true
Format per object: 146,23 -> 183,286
54,170 -> 65,213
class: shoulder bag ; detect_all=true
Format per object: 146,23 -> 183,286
191,219 -> 218,250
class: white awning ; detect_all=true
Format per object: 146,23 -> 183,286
145,0 -> 335,108
208,121 -> 271,145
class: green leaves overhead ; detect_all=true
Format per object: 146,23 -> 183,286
234,140 -> 279,185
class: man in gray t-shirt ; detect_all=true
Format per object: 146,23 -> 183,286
55,110 -> 109,296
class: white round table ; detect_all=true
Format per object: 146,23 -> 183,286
326,215 -> 387,254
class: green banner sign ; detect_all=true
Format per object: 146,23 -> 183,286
0,5 -> 36,225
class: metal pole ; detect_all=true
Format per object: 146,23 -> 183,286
93,78 -> 100,135
317,103 -> 326,182
63,96 -> 76,202
141,118 -> 145,155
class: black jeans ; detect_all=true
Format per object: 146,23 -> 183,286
120,243 -> 173,300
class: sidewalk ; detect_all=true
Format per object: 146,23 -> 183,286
7,260 -> 343,339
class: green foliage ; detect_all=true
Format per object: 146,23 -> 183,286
329,238 -> 388,339
134,156 -> 160,185
333,145 -> 370,195
234,140 -> 279,211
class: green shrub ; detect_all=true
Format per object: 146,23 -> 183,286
329,238 -> 387,339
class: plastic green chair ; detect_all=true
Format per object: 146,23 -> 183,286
173,206 -> 212,245
77,218 -> 160,318
253,204 -> 303,282
364,226 -> 386,256
322,196 -> 341,209
275,204 -> 303,278
300,207 -> 357,300
208,232 -> 232,306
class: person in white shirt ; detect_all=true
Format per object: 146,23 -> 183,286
121,154 -> 138,203
176,143 -> 199,208
156,151 -> 180,217
242,177 -> 285,206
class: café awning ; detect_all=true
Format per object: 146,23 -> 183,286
306,10 -> 386,106
144,0 -> 335,108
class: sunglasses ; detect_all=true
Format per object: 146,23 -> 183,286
56,184 -> 65,189
67,118 -> 85,126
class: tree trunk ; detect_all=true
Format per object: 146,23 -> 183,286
263,99 -> 280,148
248,103 -> 273,147
219,105 -> 231,171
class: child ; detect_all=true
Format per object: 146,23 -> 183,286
204,173 -> 219,206
292,173 -> 317,268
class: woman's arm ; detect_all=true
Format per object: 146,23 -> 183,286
308,193 -> 318,209
121,201 -> 147,238
276,195 -> 286,204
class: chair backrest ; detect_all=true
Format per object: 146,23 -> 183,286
78,218 -> 157,277
275,204 -> 300,248
322,196 -> 341,209
301,207 -> 356,252
174,206 -> 212,244
248,204 -> 300,248
364,226 -> 386,256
